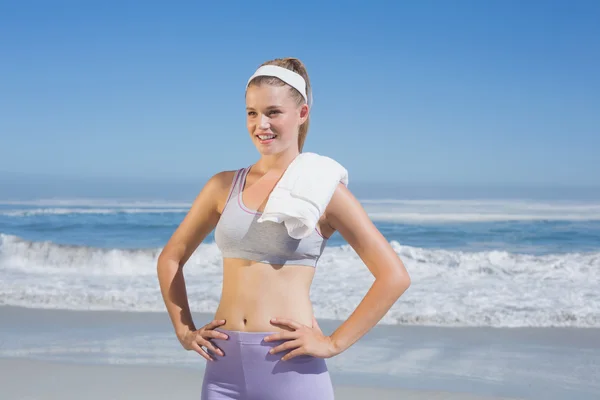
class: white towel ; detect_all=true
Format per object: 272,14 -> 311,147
257,152 -> 348,239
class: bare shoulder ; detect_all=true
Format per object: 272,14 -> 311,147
205,169 -> 237,188
186,169 -> 237,213
158,169 -> 238,265
324,183 -> 410,282
209,169 -> 238,213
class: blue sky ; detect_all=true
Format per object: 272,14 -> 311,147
0,0 -> 599,200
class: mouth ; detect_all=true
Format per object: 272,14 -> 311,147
256,133 -> 277,143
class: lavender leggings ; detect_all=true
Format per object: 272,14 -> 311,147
201,329 -> 335,400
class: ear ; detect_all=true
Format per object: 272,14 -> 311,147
299,103 -> 309,123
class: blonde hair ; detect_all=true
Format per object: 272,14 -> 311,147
247,57 -> 311,152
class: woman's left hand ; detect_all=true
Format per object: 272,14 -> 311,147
264,316 -> 339,361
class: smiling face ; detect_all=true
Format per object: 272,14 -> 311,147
245,83 -> 309,156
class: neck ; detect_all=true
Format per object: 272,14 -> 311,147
254,149 -> 300,174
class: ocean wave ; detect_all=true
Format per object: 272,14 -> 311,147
3,198 -> 600,222
1,233 -> 599,328
362,199 -> 600,222
0,199 -> 191,208
2,208 -> 187,217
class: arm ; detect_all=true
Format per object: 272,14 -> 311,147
156,171 -> 230,342
325,183 -> 411,354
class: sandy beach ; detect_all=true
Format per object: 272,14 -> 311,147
0,358 -> 521,400
1,306 -> 599,399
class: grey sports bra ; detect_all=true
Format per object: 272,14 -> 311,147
214,167 -> 328,267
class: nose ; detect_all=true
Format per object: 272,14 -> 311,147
258,114 -> 270,129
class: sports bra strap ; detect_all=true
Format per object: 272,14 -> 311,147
236,166 -> 250,194
224,168 -> 245,207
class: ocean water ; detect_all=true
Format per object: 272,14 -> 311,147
1,198 -> 600,328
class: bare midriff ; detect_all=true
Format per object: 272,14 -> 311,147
213,258 -> 316,333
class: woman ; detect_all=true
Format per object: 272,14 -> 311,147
157,57 -> 411,400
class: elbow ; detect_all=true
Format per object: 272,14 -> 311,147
397,257 -> 411,290
391,273 -> 411,296
386,263 -> 411,296
156,252 -> 168,278
157,243 -> 187,271
156,251 -> 168,271
156,250 -> 180,273
403,275 -> 412,291
376,274 -> 410,300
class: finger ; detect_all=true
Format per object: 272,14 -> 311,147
269,339 -> 301,355
198,338 -> 225,357
270,317 -> 303,330
205,319 -> 227,330
191,342 -> 214,361
264,330 -> 300,342
203,329 -> 230,341
282,347 -> 305,361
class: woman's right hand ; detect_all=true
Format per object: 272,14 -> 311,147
179,319 -> 229,361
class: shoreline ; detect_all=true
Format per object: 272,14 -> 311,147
0,357 -> 522,400
1,305 -> 599,399
3,303 -> 599,331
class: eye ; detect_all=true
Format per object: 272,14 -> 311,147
268,110 -> 281,116
247,111 -> 256,117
